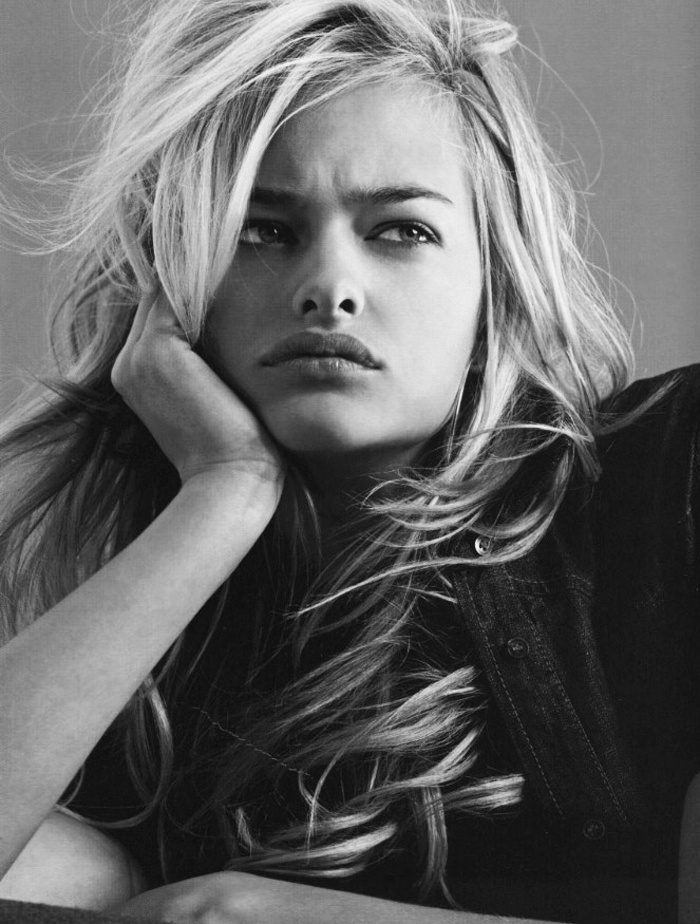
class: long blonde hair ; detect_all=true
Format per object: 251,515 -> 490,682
1,0 -> 640,904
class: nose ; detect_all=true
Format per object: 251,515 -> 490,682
291,239 -> 365,320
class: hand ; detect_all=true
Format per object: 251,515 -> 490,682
111,872 -> 320,924
112,289 -> 284,495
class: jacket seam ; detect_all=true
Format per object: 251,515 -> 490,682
508,571 -> 630,823
482,642 -> 564,817
455,573 -> 565,818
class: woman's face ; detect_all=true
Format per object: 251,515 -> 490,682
208,80 -> 482,472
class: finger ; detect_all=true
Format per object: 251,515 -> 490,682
141,288 -> 190,341
123,287 -> 160,346
679,772 -> 700,924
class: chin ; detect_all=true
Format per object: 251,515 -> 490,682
268,417 -> 370,457
264,412 -> 435,478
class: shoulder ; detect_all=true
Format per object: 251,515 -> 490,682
601,362 -> 700,427
591,363 -> 700,578
590,364 -> 699,580
597,363 -> 700,488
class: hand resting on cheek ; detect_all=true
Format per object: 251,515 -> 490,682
111,288 -> 285,495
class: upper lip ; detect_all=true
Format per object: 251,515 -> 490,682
260,332 -> 381,368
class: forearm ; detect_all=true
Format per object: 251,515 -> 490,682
0,468 -> 275,878
113,871 -> 571,924
279,885 -> 567,924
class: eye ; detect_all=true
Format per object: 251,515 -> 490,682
373,222 -> 439,246
239,220 -> 293,246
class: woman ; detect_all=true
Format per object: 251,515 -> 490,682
0,0 -> 697,922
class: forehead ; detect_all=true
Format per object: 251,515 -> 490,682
255,80 -> 471,206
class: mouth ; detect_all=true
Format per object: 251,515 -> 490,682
260,332 -> 381,369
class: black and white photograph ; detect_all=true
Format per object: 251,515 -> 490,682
0,2 -> 698,922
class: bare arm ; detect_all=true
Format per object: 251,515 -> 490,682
0,291 -> 284,878
114,871 -> 571,924
0,468 -> 277,877
0,810 -> 146,909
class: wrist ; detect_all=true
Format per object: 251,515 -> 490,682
181,456 -> 283,485
176,460 -> 284,522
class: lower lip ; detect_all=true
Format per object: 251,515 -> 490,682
267,356 -> 378,380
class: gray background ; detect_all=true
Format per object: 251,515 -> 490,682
1,0 -> 698,409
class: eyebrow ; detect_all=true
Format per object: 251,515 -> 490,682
249,184 -> 454,208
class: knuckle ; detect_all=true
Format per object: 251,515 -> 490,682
111,335 -> 176,403
111,349 -> 145,397
110,357 -> 126,393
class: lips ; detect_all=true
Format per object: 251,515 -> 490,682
260,332 -> 381,369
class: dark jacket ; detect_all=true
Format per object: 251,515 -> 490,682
78,364 -> 700,924
441,363 -> 700,923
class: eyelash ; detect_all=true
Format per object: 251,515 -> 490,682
372,221 -> 439,246
239,219 -> 440,248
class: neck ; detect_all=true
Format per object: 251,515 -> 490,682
296,443 -> 420,522
279,444 -> 422,571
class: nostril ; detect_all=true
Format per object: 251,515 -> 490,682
295,294 -> 360,316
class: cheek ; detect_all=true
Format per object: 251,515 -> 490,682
399,278 -> 481,378
376,308 -> 477,448
408,324 -> 474,415
205,266 -> 272,375
202,303 -> 251,389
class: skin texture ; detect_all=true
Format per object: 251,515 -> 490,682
207,80 -> 482,497
112,290 -> 284,485
0,811 -> 145,910
114,869 -> 548,923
